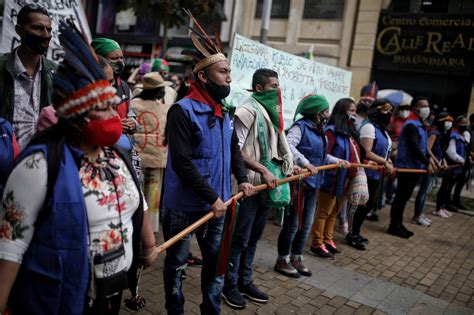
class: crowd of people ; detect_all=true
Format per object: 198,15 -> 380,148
0,4 -> 473,315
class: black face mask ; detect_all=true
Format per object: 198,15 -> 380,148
378,112 -> 392,126
204,77 -> 230,102
110,60 -> 124,76
22,31 -> 51,55
315,113 -> 328,129
458,125 -> 468,133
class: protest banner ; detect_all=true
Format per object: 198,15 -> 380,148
228,34 -> 352,127
1,0 -> 91,62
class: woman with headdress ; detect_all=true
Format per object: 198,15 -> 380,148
275,95 -> 344,278
0,21 -> 157,315
346,98 -> 394,250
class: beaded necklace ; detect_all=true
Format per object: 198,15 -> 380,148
81,147 -> 120,181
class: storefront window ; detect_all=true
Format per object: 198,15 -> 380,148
255,0 -> 290,18
303,0 -> 344,19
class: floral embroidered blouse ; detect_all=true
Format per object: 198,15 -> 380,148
0,150 -> 145,277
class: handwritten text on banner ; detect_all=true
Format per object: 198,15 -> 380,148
228,34 -> 352,127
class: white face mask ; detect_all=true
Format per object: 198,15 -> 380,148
418,107 -> 430,120
399,110 -> 410,119
444,121 -> 453,131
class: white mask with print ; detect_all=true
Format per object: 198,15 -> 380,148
418,108 -> 430,120
444,121 -> 452,131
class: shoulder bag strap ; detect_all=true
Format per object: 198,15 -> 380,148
250,100 -> 269,161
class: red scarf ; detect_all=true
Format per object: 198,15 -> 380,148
184,81 -> 223,118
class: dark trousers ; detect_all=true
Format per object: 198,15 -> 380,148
162,208 -> 225,315
351,178 -> 379,236
414,174 -> 433,217
436,172 -> 465,209
84,291 -> 123,315
453,170 -> 468,204
225,193 -> 271,289
390,173 -> 422,227
277,188 -> 317,256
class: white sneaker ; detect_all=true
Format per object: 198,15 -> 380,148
441,209 -> 452,217
432,210 -> 449,219
420,214 -> 432,224
412,216 -> 430,227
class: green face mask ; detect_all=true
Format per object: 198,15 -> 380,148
252,89 -> 282,132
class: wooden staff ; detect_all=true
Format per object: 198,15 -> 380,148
156,163 -> 338,254
351,162 -> 462,174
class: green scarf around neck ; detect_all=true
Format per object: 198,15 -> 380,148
252,89 -> 283,132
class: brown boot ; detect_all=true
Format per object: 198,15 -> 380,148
291,256 -> 312,277
274,257 -> 300,278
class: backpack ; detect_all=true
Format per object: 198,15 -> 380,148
0,119 -> 15,193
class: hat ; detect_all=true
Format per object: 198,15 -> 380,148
360,82 -> 378,100
90,38 -> 121,57
151,59 -> 170,73
294,94 -> 329,121
54,21 -> 119,119
181,8 -> 228,73
142,72 -> 173,90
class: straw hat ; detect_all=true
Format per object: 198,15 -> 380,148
142,72 -> 173,90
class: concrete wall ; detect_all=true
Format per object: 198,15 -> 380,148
231,0 -> 385,100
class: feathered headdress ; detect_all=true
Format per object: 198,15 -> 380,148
53,20 -> 119,119
182,8 -> 228,73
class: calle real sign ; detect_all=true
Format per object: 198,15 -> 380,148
373,12 -> 474,76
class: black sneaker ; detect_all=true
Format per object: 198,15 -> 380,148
325,241 -> 342,256
358,234 -> 369,244
187,251 -> 203,267
387,226 -> 410,239
222,287 -> 246,309
400,224 -> 414,237
239,283 -> 268,303
310,245 -> 335,259
345,233 -> 366,251
366,212 -> 379,221
385,196 -> 394,205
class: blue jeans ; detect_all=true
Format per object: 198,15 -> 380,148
224,193 -> 271,289
277,188 -> 317,256
162,208 -> 224,315
414,174 -> 433,217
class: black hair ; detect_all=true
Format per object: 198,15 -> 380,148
410,96 -> 429,108
356,101 -> 371,116
454,115 -> 467,127
367,99 -> 392,130
17,3 -> 50,26
469,113 -> 474,124
328,98 -> 358,138
252,69 -> 278,91
137,87 -> 165,101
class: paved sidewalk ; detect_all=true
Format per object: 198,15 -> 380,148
120,199 -> 474,314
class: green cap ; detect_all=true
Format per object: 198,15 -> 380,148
294,94 -> 329,121
152,58 -> 170,72
90,38 -> 121,57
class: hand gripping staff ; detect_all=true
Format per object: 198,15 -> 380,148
155,162 -> 456,254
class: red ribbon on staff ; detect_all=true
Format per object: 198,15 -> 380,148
216,198 -> 239,276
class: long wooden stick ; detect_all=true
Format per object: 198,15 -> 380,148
156,163 -> 338,254
156,161 -> 455,254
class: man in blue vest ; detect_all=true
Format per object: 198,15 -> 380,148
161,42 -> 254,314
389,96 -> 436,238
